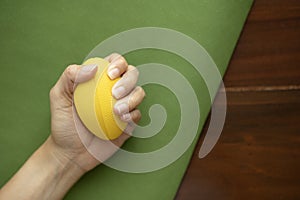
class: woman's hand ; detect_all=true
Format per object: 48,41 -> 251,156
49,53 -> 145,172
0,53 -> 145,200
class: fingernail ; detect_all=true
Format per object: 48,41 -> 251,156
115,103 -> 129,115
121,113 -> 131,121
108,67 -> 119,79
113,86 -> 125,99
81,64 -> 98,72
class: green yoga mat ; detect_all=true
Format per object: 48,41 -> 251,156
0,0 -> 253,199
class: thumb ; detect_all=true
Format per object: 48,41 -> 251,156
51,64 -> 98,103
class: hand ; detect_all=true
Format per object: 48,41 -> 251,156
0,53 -> 144,200
49,53 -> 145,172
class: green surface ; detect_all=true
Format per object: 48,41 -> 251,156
0,0 -> 253,199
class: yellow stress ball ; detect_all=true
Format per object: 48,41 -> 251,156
74,57 -> 127,140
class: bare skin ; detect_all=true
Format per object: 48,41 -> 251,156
0,53 -> 145,200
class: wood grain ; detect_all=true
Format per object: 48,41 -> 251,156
224,0 -> 300,87
176,0 -> 300,199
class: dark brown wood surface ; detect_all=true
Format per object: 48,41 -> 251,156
176,0 -> 300,199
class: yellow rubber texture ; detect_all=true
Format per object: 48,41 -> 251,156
74,57 -> 127,140
95,65 -> 126,139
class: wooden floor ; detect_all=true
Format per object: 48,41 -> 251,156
176,0 -> 300,199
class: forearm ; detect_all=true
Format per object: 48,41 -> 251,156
0,137 -> 85,200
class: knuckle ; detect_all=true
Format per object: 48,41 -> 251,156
129,94 -> 138,109
111,53 -> 124,62
128,87 -> 145,110
137,86 -> 145,98
111,52 -> 121,58
128,64 -> 137,70
133,66 -> 139,76
132,110 -> 142,122
49,87 -> 54,97
64,65 -> 76,78
136,109 -> 141,116
127,65 -> 139,77
118,56 -> 128,67
49,86 -> 57,100
134,86 -> 145,101
109,53 -> 128,70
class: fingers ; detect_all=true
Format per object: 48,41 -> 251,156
120,109 -> 142,123
105,53 -> 144,125
114,86 -> 144,125
105,53 -> 128,80
114,86 -> 145,115
112,65 -> 139,99
120,110 -> 141,137
105,53 -> 139,99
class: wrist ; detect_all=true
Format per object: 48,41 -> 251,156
41,137 -> 86,176
0,137 -> 87,200
44,135 -> 100,172
30,137 -> 87,199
